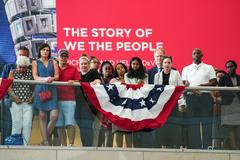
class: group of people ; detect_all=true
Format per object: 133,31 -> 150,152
1,44 -> 240,150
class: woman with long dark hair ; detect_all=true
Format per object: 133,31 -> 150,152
125,57 -> 148,84
124,57 -> 157,148
32,43 -> 59,145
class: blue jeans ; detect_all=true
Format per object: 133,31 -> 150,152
1,97 -> 12,144
56,101 -> 76,127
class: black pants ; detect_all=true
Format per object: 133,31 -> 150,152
75,87 -> 95,146
133,130 -> 157,148
185,93 -> 213,149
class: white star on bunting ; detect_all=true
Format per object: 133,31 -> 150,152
140,99 -> 146,107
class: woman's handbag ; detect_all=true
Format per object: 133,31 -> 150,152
4,134 -> 23,145
39,88 -> 52,102
38,59 -> 53,102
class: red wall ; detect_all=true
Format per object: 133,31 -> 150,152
57,0 -> 240,72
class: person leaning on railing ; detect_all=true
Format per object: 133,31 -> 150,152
1,46 -> 30,144
218,60 -> 240,150
124,57 -> 157,148
211,69 -> 228,149
154,55 -> 186,148
7,56 -> 34,145
97,61 -> 115,147
110,62 -> 133,148
75,54 -> 101,147
32,43 -> 59,146
182,48 -> 217,149
55,49 -> 80,147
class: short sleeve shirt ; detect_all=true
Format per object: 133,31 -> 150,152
80,69 -> 101,82
57,65 -> 80,100
182,62 -> 216,87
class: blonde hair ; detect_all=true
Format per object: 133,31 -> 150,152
154,48 -> 165,55
16,56 -> 30,67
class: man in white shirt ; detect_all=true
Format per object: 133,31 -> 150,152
182,48 -> 217,149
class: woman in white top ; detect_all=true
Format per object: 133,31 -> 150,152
154,55 -> 186,148
124,57 -> 157,148
154,57 -> 182,86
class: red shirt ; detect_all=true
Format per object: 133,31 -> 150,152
57,64 -> 80,100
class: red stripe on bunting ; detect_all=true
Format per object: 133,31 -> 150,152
123,83 -> 144,90
81,82 -> 185,131
145,85 -> 185,129
0,79 -> 13,100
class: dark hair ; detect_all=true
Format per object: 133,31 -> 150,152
162,55 -> 172,63
100,61 -> 114,83
114,62 -> 128,78
216,70 -> 227,76
225,60 -> 237,69
82,53 -> 88,57
127,57 -> 147,79
90,56 -> 98,61
37,43 -> 51,59
18,46 -> 30,56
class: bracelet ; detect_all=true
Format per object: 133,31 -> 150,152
9,92 -> 15,97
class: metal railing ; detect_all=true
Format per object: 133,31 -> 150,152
12,79 -> 240,91
1,79 -> 240,147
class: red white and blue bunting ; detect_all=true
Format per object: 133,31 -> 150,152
81,82 -> 185,131
0,78 -> 13,100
